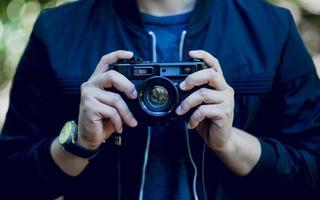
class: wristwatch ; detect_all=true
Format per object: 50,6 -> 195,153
58,121 -> 100,159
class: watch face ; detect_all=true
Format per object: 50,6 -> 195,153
58,122 -> 73,145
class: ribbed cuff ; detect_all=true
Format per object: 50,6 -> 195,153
247,138 -> 278,178
37,138 -> 76,186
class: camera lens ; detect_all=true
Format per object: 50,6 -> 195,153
147,85 -> 169,108
139,76 -> 178,117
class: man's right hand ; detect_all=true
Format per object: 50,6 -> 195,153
51,50 -> 138,176
77,50 -> 138,150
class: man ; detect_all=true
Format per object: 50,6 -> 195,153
1,0 -> 319,199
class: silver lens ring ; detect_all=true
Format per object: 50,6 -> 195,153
139,76 -> 179,117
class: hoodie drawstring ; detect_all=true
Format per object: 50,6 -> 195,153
149,30 -> 187,62
179,30 -> 187,61
138,126 -> 152,200
185,123 -> 200,200
148,31 -> 157,62
140,30 -> 202,200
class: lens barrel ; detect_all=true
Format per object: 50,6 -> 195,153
139,76 -> 178,117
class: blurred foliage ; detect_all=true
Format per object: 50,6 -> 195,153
0,0 -> 75,89
0,0 -> 319,89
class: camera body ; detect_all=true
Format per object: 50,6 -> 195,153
111,58 -> 207,125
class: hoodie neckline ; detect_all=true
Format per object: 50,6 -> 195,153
111,0 -> 215,32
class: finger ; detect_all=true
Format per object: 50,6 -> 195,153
176,88 -> 224,115
189,50 -> 223,75
188,104 -> 222,129
94,50 -> 134,75
180,68 -> 228,91
89,70 -> 137,99
93,99 -> 123,133
103,120 -> 116,138
92,88 -> 138,127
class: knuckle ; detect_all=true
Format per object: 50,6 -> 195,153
109,107 -> 118,116
213,57 -> 220,66
107,70 -> 121,83
123,110 -> 133,121
80,82 -> 90,92
229,87 -> 235,95
86,117 -> 96,125
203,52 -> 210,60
82,99 -> 93,110
189,116 -> 196,125
104,70 -> 113,79
113,93 -> 122,102
199,88 -> 208,99
182,98 -> 191,110
184,76 -> 191,84
224,100 -> 232,109
222,107 -> 232,118
100,55 -> 109,63
81,90 -> 91,102
222,109 -> 228,117
209,68 -> 216,77
197,105 -> 206,116
185,75 -> 194,85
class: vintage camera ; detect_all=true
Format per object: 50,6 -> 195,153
111,58 -> 207,125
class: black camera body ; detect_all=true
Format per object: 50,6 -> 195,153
111,58 -> 207,125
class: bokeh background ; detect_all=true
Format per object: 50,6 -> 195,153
0,0 -> 320,130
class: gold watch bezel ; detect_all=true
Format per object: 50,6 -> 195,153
58,121 -> 76,145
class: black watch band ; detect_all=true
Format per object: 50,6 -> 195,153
60,121 -> 101,159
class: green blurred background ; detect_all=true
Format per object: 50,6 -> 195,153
0,0 -> 320,130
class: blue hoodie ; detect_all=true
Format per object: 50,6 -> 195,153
1,0 -> 320,199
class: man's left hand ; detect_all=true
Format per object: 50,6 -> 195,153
176,50 -> 235,151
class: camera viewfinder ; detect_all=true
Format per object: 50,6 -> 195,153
133,66 -> 154,76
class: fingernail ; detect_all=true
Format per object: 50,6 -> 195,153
119,128 -> 123,134
131,89 -> 138,99
176,106 -> 182,115
180,82 -> 186,90
187,123 -> 192,129
132,119 -> 138,127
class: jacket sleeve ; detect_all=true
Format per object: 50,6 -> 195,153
247,11 -> 320,195
0,13 -> 74,198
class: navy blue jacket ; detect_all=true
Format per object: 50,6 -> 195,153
1,0 -> 320,199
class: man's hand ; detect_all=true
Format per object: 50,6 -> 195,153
176,50 -> 235,150
176,50 -> 261,176
77,50 -> 138,150
51,50 -> 139,176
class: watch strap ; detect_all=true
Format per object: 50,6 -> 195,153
62,122 -> 101,159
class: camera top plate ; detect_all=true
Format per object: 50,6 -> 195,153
111,58 -> 207,79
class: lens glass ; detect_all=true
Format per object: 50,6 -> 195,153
147,85 -> 169,108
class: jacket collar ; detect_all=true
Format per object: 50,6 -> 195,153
111,0 -> 215,29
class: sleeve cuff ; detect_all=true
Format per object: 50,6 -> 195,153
37,138 -> 76,185
247,138 -> 278,178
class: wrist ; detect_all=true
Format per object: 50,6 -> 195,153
58,121 -> 102,159
76,133 -> 102,150
209,127 -> 239,155
209,127 -> 262,176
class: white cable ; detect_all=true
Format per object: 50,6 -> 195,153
148,31 -> 157,62
179,30 -> 187,61
138,126 -> 152,200
202,142 -> 208,200
185,124 -> 199,200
